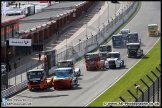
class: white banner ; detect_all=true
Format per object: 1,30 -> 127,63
9,39 -> 32,46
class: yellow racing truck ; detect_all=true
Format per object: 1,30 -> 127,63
26,69 -> 53,91
148,24 -> 159,36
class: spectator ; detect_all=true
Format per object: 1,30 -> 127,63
38,52 -> 41,61
19,2 -> 21,8
15,3 -> 17,7
14,62 -> 17,69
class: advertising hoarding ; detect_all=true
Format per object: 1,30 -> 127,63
9,39 -> 32,46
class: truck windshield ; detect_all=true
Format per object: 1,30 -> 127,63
57,61 -> 73,67
127,34 -> 138,42
99,46 -> 111,52
54,70 -> 72,77
107,53 -> 119,58
85,54 -> 98,60
148,26 -> 157,30
112,36 -> 122,41
127,45 -> 139,49
120,30 -> 129,34
100,53 -> 107,60
28,71 -> 43,79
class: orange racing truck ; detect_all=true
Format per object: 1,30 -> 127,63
26,69 -> 53,91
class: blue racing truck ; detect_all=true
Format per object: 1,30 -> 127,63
112,34 -> 126,48
119,29 -> 130,41
126,32 -> 141,44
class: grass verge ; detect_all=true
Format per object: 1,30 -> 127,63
87,37 -> 161,106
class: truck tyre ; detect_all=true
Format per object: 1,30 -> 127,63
78,69 -> 81,76
122,60 -> 124,67
70,82 -> 73,88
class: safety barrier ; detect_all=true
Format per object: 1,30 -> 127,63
1,1 -> 138,98
1,80 -> 27,98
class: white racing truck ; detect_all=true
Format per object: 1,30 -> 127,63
57,60 -> 81,76
105,52 -> 124,69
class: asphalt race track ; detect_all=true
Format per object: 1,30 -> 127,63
10,2 -> 160,107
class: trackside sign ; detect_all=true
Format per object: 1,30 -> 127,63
9,39 -> 32,46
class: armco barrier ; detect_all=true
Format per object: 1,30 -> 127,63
1,2 -> 138,98
1,80 -> 27,98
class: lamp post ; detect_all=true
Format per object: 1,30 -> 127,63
115,3 -> 116,17
85,15 -> 88,39
78,39 -> 81,52
107,2 -> 109,23
65,35 -> 67,59
98,8 -> 101,30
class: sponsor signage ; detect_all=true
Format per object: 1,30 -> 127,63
9,39 -> 32,46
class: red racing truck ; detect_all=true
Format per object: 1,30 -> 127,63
84,52 -> 106,71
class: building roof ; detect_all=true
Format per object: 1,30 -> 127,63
148,24 -> 158,26
18,1 -> 83,32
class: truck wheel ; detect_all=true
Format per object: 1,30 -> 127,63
70,82 -> 73,88
78,70 -> 81,76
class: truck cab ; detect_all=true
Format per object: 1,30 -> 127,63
84,52 -> 104,71
57,60 -> 81,76
26,69 -> 53,91
105,52 -> 124,69
127,32 -> 141,44
148,24 -> 159,36
126,43 -> 143,58
99,44 -> 112,53
119,29 -> 130,40
112,34 -> 126,48
53,67 -> 78,89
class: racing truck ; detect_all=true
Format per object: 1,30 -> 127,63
105,51 -> 124,69
53,67 -> 78,89
26,69 -> 53,91
99,44 -> 112,53
127,32 -> 141,44
148,24 -> 159,36
84,52 -> 107,71
57,60 -> 81,76
119,28 -> 130,40
112,34 -> 126,48
126,43 -> 143,58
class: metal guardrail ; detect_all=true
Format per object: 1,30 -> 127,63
1,80 -> 27,98
1,1 -> 138,98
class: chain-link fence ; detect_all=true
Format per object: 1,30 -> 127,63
119,64 -> 161,107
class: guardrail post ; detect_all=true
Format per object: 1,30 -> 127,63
151,71 -> 160,102
21,71 -> 22,82
146,75 -> 155,103
141,79 -> 150,102
127,89 -> 137,102
15,69 -> 16,85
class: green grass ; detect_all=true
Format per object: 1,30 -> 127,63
87,38 -> 161,106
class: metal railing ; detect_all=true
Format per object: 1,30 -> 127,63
119,64 -> 161,107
